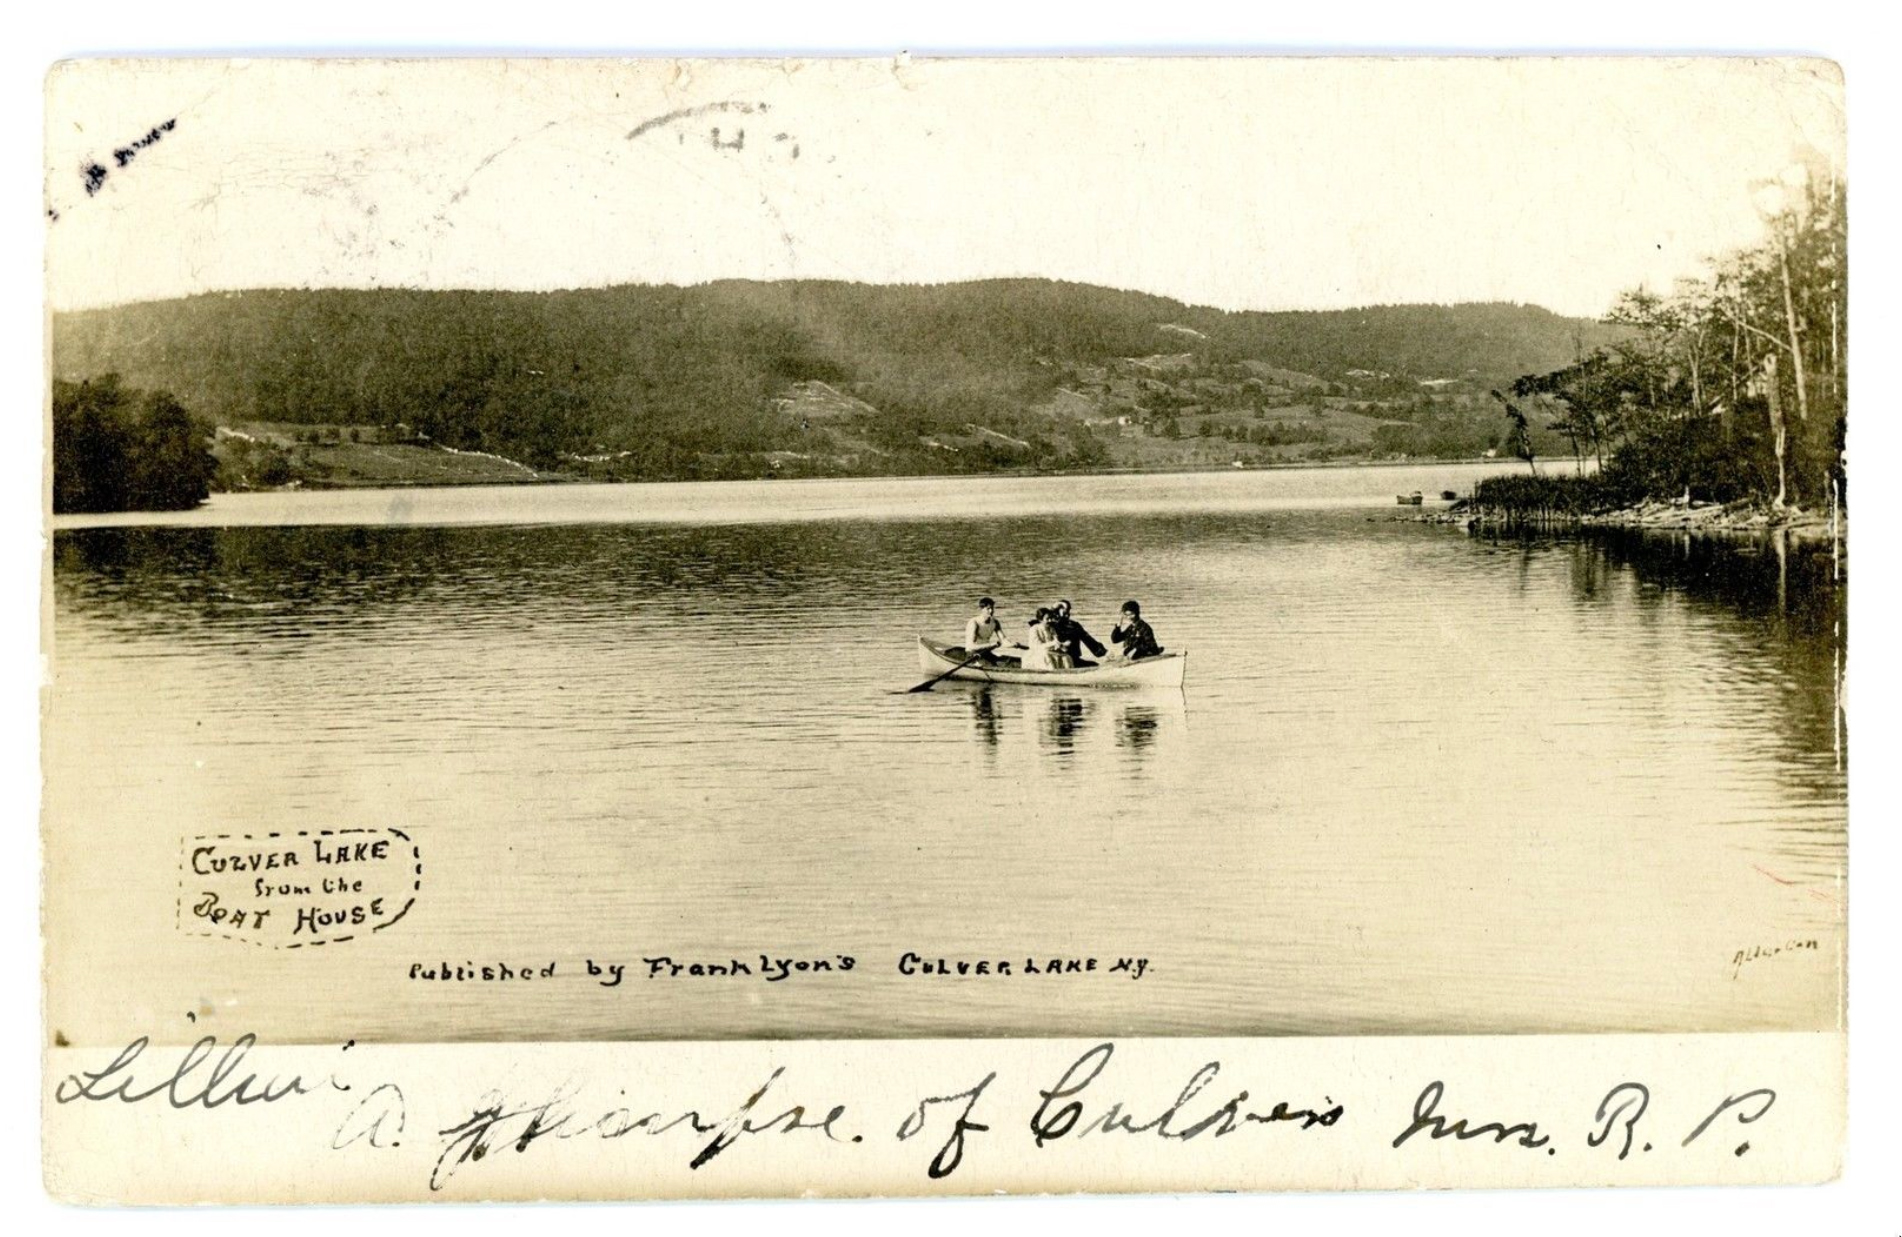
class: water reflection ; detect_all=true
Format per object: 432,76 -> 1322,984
1471,524 -> 1846,880
949,683 -> 1185,771
1042,695 -> 1089,757
1118,702 -> 1163,753
967,685 -> 1003,750
1478,524 -> 1845,634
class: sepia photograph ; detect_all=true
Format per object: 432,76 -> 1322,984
36,51 -> 1856,1203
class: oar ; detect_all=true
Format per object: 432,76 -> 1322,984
905,650 -> 986,693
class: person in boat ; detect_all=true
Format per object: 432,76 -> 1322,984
1021,607 -> 1074,671
963,597 -> 1016,664
1049,599 -> 1107,667
1110,599 -> 1164,660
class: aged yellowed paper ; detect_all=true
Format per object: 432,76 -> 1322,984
42,55 -> 1847,1202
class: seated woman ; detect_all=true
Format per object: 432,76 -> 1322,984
1020,607 -> 1075,671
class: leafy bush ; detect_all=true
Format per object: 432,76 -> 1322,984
52,375 -> 216,513
1470,473 -> 1616,519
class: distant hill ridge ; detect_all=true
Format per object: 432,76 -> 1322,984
51,280 -> 1622,480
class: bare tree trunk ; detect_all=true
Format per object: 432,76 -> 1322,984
1764,353 -> 1787,509
1830,298 -> 1841,403
1550,396 -> 1582,476
1831,476 -> 1840,583
1776,234 -> 1810,423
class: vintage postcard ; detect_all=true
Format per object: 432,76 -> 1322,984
41,56 -> 1847,1202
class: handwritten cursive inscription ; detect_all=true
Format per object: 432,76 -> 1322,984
332,1082 -> 409,1150
1030,1043 -> 1344,1147
49,1032 -> 1792,1190
1731,939 -> 1820,978
1683,1088 -> 1777,1156
54,1035 -> 333,1109
429,1068 -> 853,1190
897,1073 -> 996,1179
1586,1082 -> 1652,1159
1392,1080 -> 1552,1153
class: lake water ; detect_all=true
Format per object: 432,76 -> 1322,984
44,463 -> 1847,1044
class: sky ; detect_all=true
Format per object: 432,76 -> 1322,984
43,57 -> 1844,319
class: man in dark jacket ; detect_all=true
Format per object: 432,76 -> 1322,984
1110,600 -> 1163,660
1050,599 -> 1107,667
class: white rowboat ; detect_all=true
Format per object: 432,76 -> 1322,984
916,636 -> 1187,689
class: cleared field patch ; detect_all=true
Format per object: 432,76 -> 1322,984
222,422 -> 555,487
297,441 -> 551,486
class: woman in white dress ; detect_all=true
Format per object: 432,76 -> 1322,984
1021,607 -> 1074,671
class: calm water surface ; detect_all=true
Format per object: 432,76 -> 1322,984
45,464 -> 1847,1043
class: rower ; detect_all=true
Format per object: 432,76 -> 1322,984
964,597 -> 1008,663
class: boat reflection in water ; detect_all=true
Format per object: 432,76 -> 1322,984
1042,695 -> 1088,755
967,684 -> 1005,748
956,683 -> 1186,771
1114,700 -> 1165,754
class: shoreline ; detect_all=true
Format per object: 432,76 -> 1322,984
1458,498 -> 1845,542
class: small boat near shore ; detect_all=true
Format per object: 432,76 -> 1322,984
916,637 -> 1187,689
1397,491 -> 1424,505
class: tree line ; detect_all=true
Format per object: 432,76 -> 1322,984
1486,165 -> 1846,514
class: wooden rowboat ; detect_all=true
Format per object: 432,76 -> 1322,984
917,636 -> 1187,689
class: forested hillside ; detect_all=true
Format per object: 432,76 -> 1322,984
53,280 -> 1622,484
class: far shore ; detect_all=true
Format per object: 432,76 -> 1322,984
52,457 -> 1538,531
230,452 -> 1520,495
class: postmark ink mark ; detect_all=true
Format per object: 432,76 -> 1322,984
626,101 -> 766,142
115,118 -> 177,168
77,118 -> 177,199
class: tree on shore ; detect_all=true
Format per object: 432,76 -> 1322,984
1497,165 -> 1846,511
52,375 -> 217,513
1489,390 -> 1539,475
